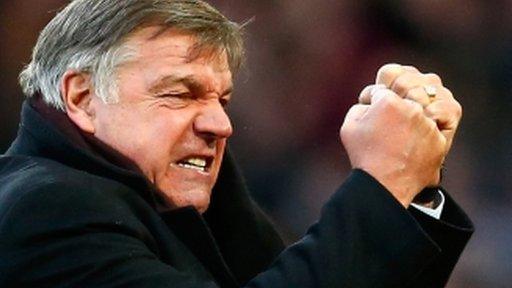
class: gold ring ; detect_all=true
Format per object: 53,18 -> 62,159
423,85 -> 437,102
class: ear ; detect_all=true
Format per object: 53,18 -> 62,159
60,70 -> 96,134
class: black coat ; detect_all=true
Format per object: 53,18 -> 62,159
0,102 -> 474,287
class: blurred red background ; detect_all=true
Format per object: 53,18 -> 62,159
1,1 -> 511,286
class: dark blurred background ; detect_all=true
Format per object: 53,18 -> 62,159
1,1 -> 511,287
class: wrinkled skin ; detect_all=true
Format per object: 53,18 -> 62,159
63,27 -> 234,214
341,64 -> 462,207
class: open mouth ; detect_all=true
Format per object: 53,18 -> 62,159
175,156 -> 213,173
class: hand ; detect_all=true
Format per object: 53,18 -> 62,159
340,86 -> 446,208
359,63 -> 462,158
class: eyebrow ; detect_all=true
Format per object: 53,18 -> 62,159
149,75 -> 233,96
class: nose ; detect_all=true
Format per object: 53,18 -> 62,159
193,101 -> 233,142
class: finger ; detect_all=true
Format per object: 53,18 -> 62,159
405,86 -> 431,107
424,94 -> 461,150
425,103 -> 457,152
390,71 -> 427,97
358,85 -> 375,105
375,63 -> 404,87
402,65 -> 420,73
430,86 -> 454,102
403,98 -> 426,118
424,97 -> 462,131
424,73 -> 443,86
359,84 -> 386,104
370,87 -> 400,105
403,99 -> 445,156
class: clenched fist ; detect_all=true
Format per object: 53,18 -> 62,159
340,64 -> 462,207
362,64 -> 462,156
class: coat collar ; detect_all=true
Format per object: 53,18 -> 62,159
7,99 -> 285,285
6,100 -> 161,206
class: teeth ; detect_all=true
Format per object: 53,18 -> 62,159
178,163 -> 206,172
176,157 -> 207,172
186,158 -> 207,168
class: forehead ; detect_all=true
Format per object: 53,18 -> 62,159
124,26 -> 232,77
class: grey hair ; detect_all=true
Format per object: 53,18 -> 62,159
19,0 -> 245,111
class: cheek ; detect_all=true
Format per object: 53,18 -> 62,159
135,110 -> 196,170
147,110 -> 193,146
216,139 -> 227,154
212,140 -> 227,172
93,108 -> 131,149
92,108 -> 157,162
94,104 -> 197,171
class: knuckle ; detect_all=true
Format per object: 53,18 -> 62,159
407,88 -> 428,104
358,85 -> 373,103
453,101 -> 463,117
373,89 -> 396,106
439,89 -> 461,113
404,99 -> 423,117
425,73 -> 442,85
380,93 -> 398,107
376,63 -> 403,85
441,87 -> 454,99
402,65 -> 419,73
378,63 -> 401,75
391,75 -> 409,95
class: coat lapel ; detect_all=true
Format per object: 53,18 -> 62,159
161,207 -> 239,288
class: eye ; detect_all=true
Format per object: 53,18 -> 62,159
159,92 -> 193,99
153,91 -> 196,109
219,93 -> 233,108
219,97 -> 230,108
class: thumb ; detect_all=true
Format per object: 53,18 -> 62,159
376,63 -> 403,87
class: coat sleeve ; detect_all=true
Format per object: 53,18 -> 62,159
246,170 -> 473,288
407,190 -> 474,287
0,170 -> 472,288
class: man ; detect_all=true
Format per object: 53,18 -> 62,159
0,0 -> 473,287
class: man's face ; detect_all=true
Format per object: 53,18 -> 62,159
89,27 -> 233,214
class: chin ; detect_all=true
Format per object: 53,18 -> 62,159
195,204 -> 209,214
167,190 -> 211,214
192,195 -> 211,214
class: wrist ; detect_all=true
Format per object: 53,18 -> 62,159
358,167 -> 422,208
